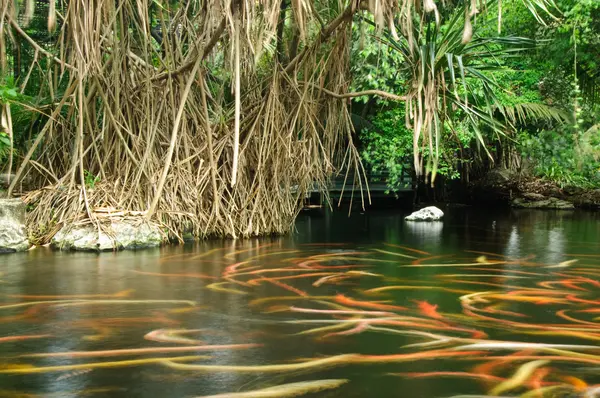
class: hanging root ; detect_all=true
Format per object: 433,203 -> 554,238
5,0 -> 370,244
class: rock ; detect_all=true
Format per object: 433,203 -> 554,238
511,197 -> 574,210
52,220 -> 164,251
0,174 -> 14,188
405,206 -> 444,221
563,185 -> 584,196
0,198 -> 30,253
485,168 -> 512,186
522,192 -> 546,201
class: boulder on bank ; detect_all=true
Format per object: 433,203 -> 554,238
52,220 -> 164,251
511,195 -> 574,210
405,206 -> 444,221
0,198 -> 30,253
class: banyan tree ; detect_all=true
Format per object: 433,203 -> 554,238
0,0 -> 557,243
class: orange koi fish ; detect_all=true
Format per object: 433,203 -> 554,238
567,295 -> 600,305
0,334 -> 51,343
368,319 -> 486,339
144,329 -> 204,345
411,255 -> 452,265
290,306 -> 395,317
6,290 -> 135,300
559,375 -> 588,391
390,371 -> 504,383
527,366 -> 551,391
468,267 -> 543,276
249,272 -> 335,286
383,243 -> 430,255
259,277 -> 307,296
414,300 -> 443,320
323,322 -> 369,339
357,349 -> 486,363
26,344 -> 261,358
222,261 -> 252,276
471,349 -> 535,377
480,304 -> 528,318
334,294 -> 407,312
0,304 -> 45,323
132,271 -> 217,280
556,310 -> 598,326
313,275 -> 353,287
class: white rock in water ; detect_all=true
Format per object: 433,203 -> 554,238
405,206 -> 444,221
0,198 -> 30,253
52,220 -> 164,251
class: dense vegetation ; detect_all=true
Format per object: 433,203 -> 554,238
0,0 -> 598,243
353,0 -> 599,191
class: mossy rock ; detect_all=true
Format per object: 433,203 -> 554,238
0,198 -> 31,253
52,220 -> 164,251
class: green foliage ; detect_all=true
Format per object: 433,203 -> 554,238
349,21 -> 406,104
0,132 -> 10,164
0,79 -> 18,103
350,0 -> 599,191
359,109 -> 412,193
0,75 -> 40,166
0,76 -> 19,165
359,108 -> 467,192
83,170 -> 101,189
519,127 -> 600,188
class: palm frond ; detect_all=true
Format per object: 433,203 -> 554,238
495,102 -> 570,126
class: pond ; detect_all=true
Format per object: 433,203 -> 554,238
1,207 -> 600,397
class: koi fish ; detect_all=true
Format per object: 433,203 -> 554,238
323,322 -> 369,339
383,243 -> 430,255
389,371 -> 504,383
132,271 -> 217,280
6,290 -> 134,300
289,306 -> 395,317
162,351 -> 485,373
0,334 -> 51,343
560,375 -> 588,391
0,356 -> 204,374
489,360 -> 550,395
196,379 -> 348,397
248,272 -> 334,286
144,329 -> 204,345
414,300 -> 443,320
312,275 -> 352,287
334,294 -> 407,312
56,368 -> 92,381
25,344 -> 261,358
526,366 -> 552,392
480,304 -> 528,318
205,283 -> 248,295
546,259 -> 578,268
259,277 -> 307,296
364,286 -> 473,295
222,261 -> 252,276
373,249 -> 416,259
471,350 -> 535,378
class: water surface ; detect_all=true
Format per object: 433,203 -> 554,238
1,208 -> 600,397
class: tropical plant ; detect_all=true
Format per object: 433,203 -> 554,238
359,1 -> 566,185
0,0 -> 572,243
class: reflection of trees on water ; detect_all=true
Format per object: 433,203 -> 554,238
500,210 -> 600,263
504,226 -> 521,259
296,208 -> 600,261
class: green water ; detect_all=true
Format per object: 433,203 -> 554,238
1,208 -> 599,397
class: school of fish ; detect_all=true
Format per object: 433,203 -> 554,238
0,242 -> 599,397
